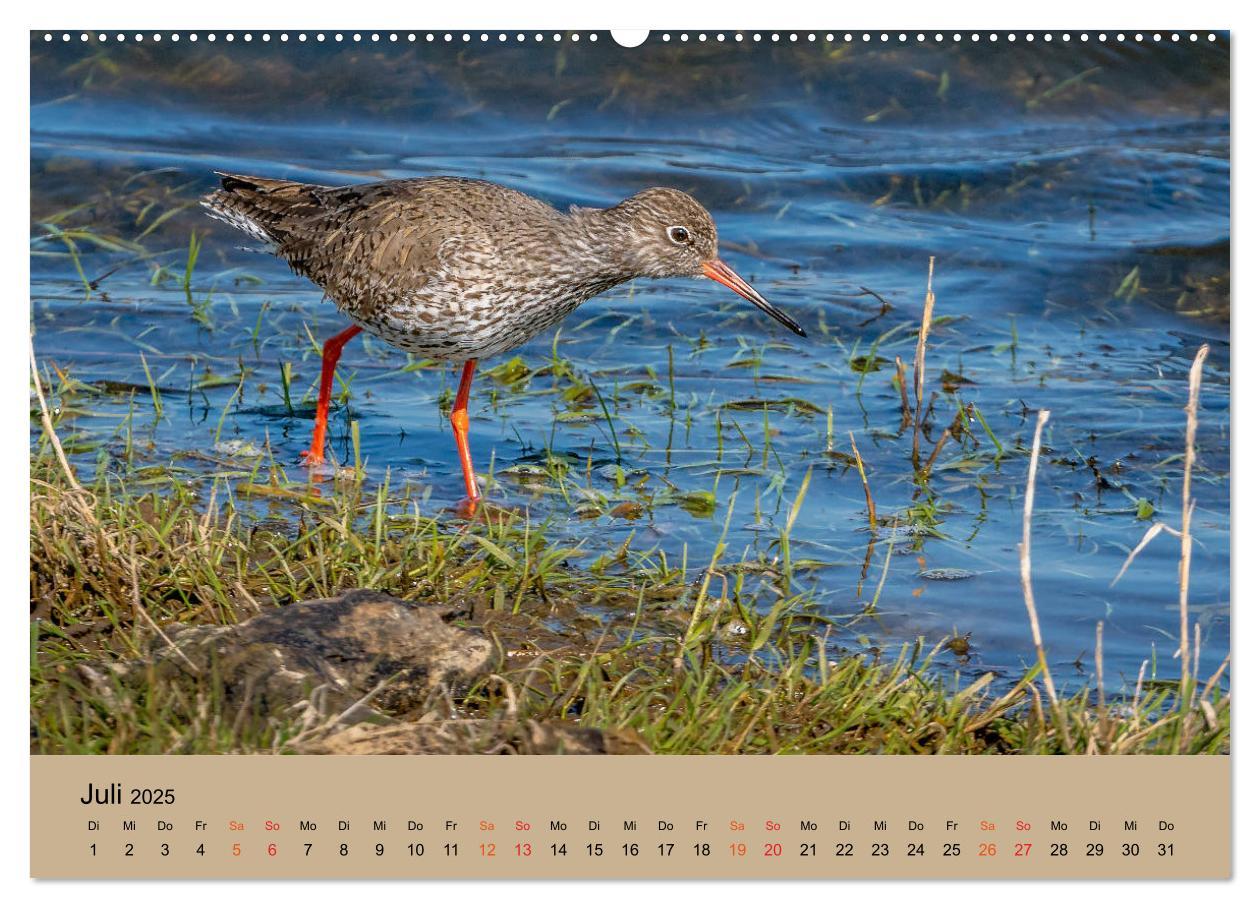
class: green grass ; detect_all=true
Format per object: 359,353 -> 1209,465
29,432 -> 1229,756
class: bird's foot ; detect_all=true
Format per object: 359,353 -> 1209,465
299,449 -> 325,468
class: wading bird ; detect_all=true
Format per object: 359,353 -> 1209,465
203,174 -> 805,503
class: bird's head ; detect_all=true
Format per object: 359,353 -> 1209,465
607,187 -> 806,338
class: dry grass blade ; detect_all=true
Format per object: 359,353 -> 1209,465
1019,409 -> 1069,743
918,427 -> 952,480
911,257 -> 936,468
849,431 -> 877,532
1203,654 -> 1230,695
1178,343 -> 1209,699
1131,659 -> 1148,718
1094,620 -> 1108,749
29,334 -> 83,494
1111,521 -> 1181,587
894,355 -> 912,428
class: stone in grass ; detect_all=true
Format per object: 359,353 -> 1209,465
77,589 -> 493,723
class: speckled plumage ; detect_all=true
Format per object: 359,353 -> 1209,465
201,172 -> 803,494
202,174 -> 726,360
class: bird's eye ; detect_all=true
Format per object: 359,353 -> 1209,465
667,225 -> 691,245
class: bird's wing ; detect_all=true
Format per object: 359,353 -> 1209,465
205,175 -> 554,321
274,180 -> 476,321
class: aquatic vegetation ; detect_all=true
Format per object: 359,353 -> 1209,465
29,257 -> 1230,755
27,409 -> 1229,755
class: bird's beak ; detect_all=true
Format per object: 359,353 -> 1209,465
701,259 -> 807,338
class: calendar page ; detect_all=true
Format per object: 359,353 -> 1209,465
26,20 -> 1231,886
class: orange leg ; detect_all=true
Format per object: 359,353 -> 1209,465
301,324 -> 363,466
451,359 -> 480,501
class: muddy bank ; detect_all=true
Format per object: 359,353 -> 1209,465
72,589 -> 642,754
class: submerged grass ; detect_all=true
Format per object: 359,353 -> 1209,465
30,359 -> 1229,756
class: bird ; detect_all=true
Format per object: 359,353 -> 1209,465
202,174 -> 806,503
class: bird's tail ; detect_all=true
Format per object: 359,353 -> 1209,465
200,172 -> 327,248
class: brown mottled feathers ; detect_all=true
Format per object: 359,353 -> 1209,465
205,174 -> 559,322
202,173 -> 729,360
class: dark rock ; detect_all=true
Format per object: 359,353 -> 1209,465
78,589 -> 492,723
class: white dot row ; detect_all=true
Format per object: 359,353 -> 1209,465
41,31 -> 1220,44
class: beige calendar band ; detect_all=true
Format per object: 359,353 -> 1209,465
31,755 -> 1229,879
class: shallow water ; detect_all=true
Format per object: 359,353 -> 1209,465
30,34 -> 1230,693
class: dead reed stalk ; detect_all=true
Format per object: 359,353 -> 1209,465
29,335 -> 82,495
1178,344 -> 1210,698
1095,620 -> 1108,748
849,431 -> 877,533
911,257 -> 936,469
919,427 -> 953,480
894,355 -> 912,428
1019,409 -> 1070,743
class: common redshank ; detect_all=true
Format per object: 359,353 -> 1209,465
202,174 -> 805,502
